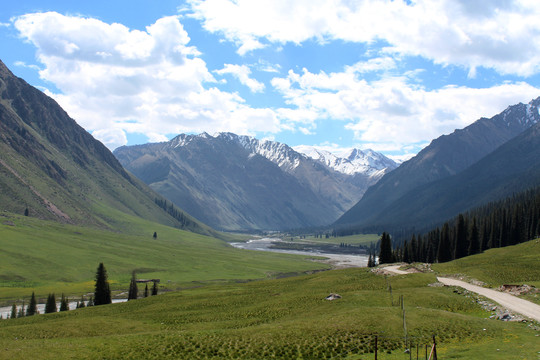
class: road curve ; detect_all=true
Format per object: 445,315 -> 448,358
437,277 -> 540,323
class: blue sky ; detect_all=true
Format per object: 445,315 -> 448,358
2,0 -> 540,161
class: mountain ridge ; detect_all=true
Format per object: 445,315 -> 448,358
335,96 -> 540,232
114,133 -> 397,231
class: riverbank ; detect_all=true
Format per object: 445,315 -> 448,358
230,238 -> 369,268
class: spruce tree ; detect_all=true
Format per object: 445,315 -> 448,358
17,301 -> 25,318
26,292 -> 37,316
144,284 -> 149,298
60,294 -> 69,311
128,271 -> 138,301
378,232 -> 393,264
45,293 -> 57,314
94,263 -> 112,305
151,281 -> 158,296
437,223 -> 452,263
10,304 -> 17,319
454,214 -> 469,259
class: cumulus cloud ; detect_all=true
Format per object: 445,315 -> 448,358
214,64 -> 265,92
189,0 -> 540,76
12,12 -> 278,149
271,64 -> 540,153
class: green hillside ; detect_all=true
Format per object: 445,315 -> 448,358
1,266 -> 538,359
0,213 -> 329,303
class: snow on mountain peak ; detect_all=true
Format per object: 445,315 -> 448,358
294,145 -> 397,176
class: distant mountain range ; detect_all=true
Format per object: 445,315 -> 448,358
114,133 -> 397,231
0,60 -> 212,236
335,96 -> 540,233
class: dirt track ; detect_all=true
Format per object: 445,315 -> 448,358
381,265 -> 540,322
437,277 -> 540,323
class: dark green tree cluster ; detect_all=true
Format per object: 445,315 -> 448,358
154,198 -> 198,231
378,232 -> 394,264
394,186 -> 540,263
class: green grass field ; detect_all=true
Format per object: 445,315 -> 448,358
298,233 -> 380,246
0,268 -> 538,359
0,213 -> 329,304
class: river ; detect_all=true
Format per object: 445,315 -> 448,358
0,299 -> 127,319
230,238 -> 369,268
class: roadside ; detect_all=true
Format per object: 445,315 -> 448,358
380,263 -> 540,323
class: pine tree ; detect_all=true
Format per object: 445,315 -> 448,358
454,214 -> 469,259
128,271 -> 138,301
151,281 -> 158,296
17,301 -> 25,318
45,293 -> 57,314
10,304 -> 17,319
60,294 -> 69,311
437,223 -> 452,263
26,292 -> 37,316
378,232 -> 393,264
153,232 -> 157,239
467,218 -> 480,255
144,284 -> 149,298
94,263 -> 112,305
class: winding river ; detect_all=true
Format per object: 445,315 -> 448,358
230,238 -> 369,268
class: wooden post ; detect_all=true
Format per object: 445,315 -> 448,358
375,335 -> 378,360
432,335 -> 437,360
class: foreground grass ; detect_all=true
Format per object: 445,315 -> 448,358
0,268 -> 538,359
0,213 -> 329,304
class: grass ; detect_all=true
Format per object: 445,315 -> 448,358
0,213 -> 329,304
433,239 -> 540,305
296,233 -> 380,246
0,268 -> 538,359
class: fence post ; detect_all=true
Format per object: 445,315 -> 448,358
375,335 -> 378,360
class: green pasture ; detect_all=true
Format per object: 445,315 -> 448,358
0,268 -> 538,359
301,233 -> 379,246
0,213 -> 329,304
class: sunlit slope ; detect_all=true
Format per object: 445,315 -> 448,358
0,214 -> 329,301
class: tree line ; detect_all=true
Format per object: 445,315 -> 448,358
376,186 -> 540,264
2,262 -> 159,320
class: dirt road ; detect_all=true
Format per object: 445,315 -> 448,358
381,265 -> 540,322
437,277 -> 540,323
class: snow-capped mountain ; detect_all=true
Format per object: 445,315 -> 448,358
115,132 -> 396,231
293,145 -> 397,177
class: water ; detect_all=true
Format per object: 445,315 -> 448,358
0,299 -> 127,319
230,238 -> 369,268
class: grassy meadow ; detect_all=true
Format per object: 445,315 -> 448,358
0,268 -> 538,359
0,213 -> 329,304
1,213 -> 539,359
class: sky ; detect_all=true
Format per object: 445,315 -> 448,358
2,0 -> 540,161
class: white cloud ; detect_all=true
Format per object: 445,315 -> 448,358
189,0 -> 540,76
272,64 -> 540,153
12,12 -> 279,149
214,63 -> 265,92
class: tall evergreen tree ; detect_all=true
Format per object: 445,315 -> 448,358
10,304 -> 17,319
437,223 -> 452,263
17,301 -> 25,318
378,232 -> 393,264
151,281 -> 158,296
467,218 -> 480,255
60,294 -> 69,311
128,271 -> 138,301
45,293 -> 57,314
26,292 -> 37,316
94,262 -> 112,305
144,284 -> 149,298
454,214 -> 469,259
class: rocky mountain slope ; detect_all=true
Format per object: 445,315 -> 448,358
335,97 -> 540,232
114,133 -> 396,231
0,59 -> 210,235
